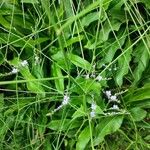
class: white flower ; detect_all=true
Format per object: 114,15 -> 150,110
96,75 -> 103,81
110,95 -> 117,101
35,56 -> 40,64
91,74 -> 96,78
85,74 -> 90,79
62,95 -> 70,105
105,90 -> 111,98
91,102 -> 96,110
111,104 -> 119,110
11,68 -> 18,74
20,60 -> 28,67
90,111 -> 95,118
102,64 -> 106,67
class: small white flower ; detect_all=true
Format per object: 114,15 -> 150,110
105,90 -> 111,98
110,95 -> 117,101
21,60 -> 28,67
85,74 -> 90,79
11,68 -> 18,74
62,95 -> 70,105
35,56 -> 40,65
91,74 -> 96,78
111,104 -> 119,110
91,102 -> 96,110
111,112 -> 117,115
35,56 -> 39,61
96,75 -> 103,81
90,111 -> 95,118
102,64 -> 106,67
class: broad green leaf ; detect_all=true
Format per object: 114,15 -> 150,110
71,77 -> 101,95
134,99 -> 150,108
0,116 -> 14,140
98,28 -> 126,66
58,0 -> 111,33
76,126 -> 91,150
109,0 -> 125,21
0,51 -> 4,65
81,11 -> 105,27
130,107 -> 147,121
137,121 -> 150,129
116,40 -> 132,86
68,53 -> 91,71
0,15 -> 10,29
52,63 -> 64,93
72,105 -> 85,119
64,35 -> 84,48
94,115 -> 123,146
5,15 -> 33,30
21,0 -> 39,3
0,94 -> 4,108
98,18 -> 123,43
133,41 -> 150,84
51,51 -> 67,70
125,86 -> 150,103
0,33 -> 49,47
48,119 -> 80,131
9,58 -> 45,97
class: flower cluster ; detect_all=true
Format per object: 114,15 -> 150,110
105,90 -> 120,103
102,64 -> 117,71
11,68 -> 19,74
104,90 -> 122,116
10,60 -> 29,75
46,93 -> 70,116
34,55 -> 40,65
90,102 -> 97,118
20,60 -> 28,67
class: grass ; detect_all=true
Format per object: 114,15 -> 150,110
0,0 -> 150,149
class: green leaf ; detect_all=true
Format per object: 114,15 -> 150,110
0,94 -> 4,108
98,28 -> 126,66
71,77 -> 101,95
133,41 -> 150,84
72,105 -> 85,119
64,35 -> 84,48
94,115 -> 123,146
125,86 -> 150,103
116,40 -> 132,86
76,126 -> 91,150
0,51 -> 4,65
48,119 -> 79,131
81,11 -> 105,27
51,51 -> 67,70
52,63 -> 64,94
98,18 -> 123,43
21,0 -> 39,4
68,53 -> 91,71
130,107 -> 147,121
10,58 -> 45,97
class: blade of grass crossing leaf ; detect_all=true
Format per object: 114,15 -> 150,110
133,41 -> 150,84
58,0 -> 112,34
68,53 -> 91,71
52,63 -> 64,94
116,40 -> 132,86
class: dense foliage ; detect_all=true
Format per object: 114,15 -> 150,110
0,0 -> 150,149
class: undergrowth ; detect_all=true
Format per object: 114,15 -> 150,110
0,0 -> 150,149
